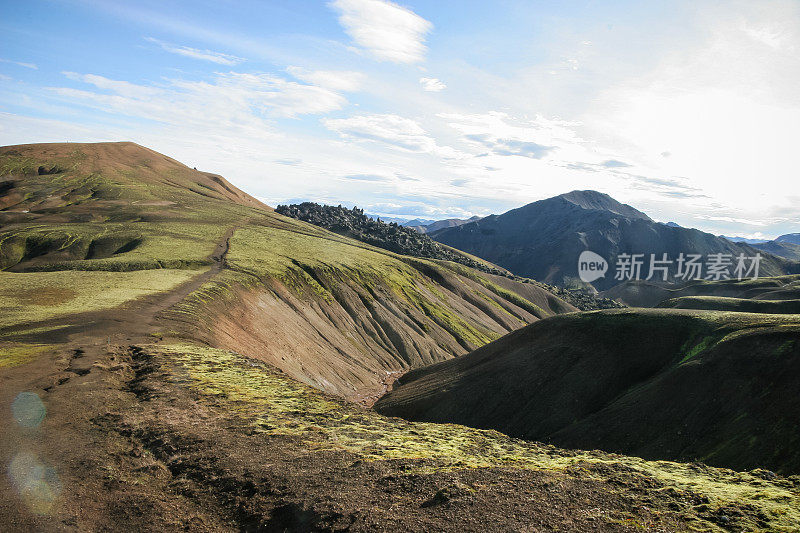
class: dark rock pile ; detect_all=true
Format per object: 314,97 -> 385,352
276,202 -> 508,275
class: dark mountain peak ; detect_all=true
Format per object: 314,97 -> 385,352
431,188 -> 791,289
555,190 -> 652,221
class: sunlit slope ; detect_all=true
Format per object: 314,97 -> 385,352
0,141 -> 266,214
0,142 -> 575,400
376,308 -> 800,474
166,218 -> 576,401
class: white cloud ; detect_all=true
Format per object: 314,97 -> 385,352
696,215 -> 770,226
323,113 -> 463,159
419,77 -> 446,92
286,66 -> 365,92
6,0 -> 800,237
742,21 -> 792,50
62,72 -> 160,99
330,0 -> 433,63
145,37 -> 246,65
365,202 -> 479,219
442,111 -> 586,161
52,71 -> 348,144
0,58 -> 38,70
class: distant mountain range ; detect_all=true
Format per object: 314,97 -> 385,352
430,190 -> 797,290
364,214 -> 417,225
719,235 -> 767,245
720,234 -> 800,261
407,216 -> 482,234
751,241 -> 800,261
364,214 -> 483,234
402,217 -> 436,226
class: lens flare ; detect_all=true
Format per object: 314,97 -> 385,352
11,392 -> 46,429
7,452 -> 61,515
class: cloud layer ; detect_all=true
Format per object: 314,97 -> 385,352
145,37 -> 246,65
2,0 -> 799,237
419,77 -> 446,91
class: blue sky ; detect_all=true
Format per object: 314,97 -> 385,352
1,0 -> 799,238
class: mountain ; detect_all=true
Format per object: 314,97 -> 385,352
401,217 -> 436,226
363,214 -> 483,234
376,300 -> 800,475
558,189 -> 651,219
365,214 -> 412,225
274,203 -> 620,311
665,221 -> 682,228
752,240 -> 800,261
409,215 -> 482,234
431,190 -> 794,290
715,232 -> 800,261
716,233 -> 800,261
0,141 -> 268,216
777,233 -> 800,245
720,235 -> 768,244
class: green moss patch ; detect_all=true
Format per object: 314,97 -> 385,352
0,343 -> 53,368
151,343 -> 800,530
0,269 -> 201,329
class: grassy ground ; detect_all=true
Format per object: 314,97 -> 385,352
0,222 -> 229,271
0,342 -> 54,369
0,269 -> 201,329
3,143 -> 800,530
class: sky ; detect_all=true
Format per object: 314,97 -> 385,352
1,0 -> 799,239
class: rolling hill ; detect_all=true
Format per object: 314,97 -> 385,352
602,274 -> 800,307
431,190 -> 795,290
376,307 -> 800,475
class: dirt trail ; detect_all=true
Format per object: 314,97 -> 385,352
0,224 -> 236,342
0,225 -> 238,530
